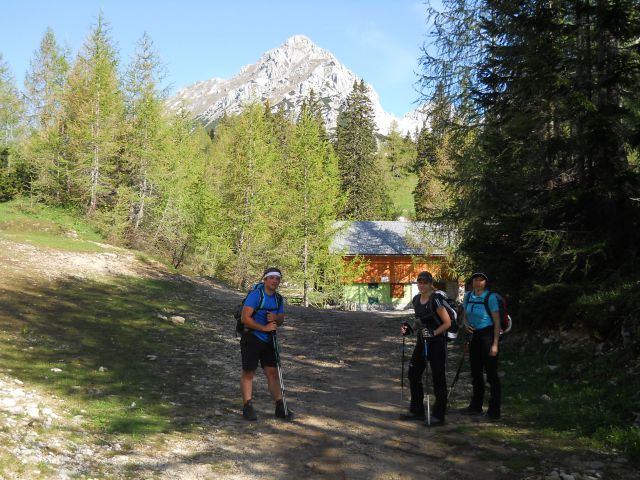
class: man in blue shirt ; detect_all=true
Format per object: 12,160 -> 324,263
239,267 -> 292,421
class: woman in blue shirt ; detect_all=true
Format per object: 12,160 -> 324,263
460,272 -> 502,420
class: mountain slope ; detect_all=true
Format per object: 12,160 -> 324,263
167,35 -> 425,135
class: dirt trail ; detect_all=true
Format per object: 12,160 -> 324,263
131,278 -> 514,480
1,238 -> 633,479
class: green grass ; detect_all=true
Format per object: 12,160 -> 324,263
498,333 -> 640,458
0,198 -> 105,251
388,174 -> 417,219
0,274 -> 231,438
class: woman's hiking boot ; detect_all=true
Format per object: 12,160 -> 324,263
486,410 -> 501,421
458,405 -> 483,415
425,415 -> 446,427
275,399 -> 294,421
398,409 -> 426,421
242,400 -> 257,421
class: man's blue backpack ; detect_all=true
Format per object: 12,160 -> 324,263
233,283 -> 283,336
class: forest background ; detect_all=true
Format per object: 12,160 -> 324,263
1,0 -> 639,342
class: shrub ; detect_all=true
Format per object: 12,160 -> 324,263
573,278 -> 640,342
518,283 -> 579,329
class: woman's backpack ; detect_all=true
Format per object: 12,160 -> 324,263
464,290 -> 512,335
412,290 -> 459,340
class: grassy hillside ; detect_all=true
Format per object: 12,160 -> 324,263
388,174 -> 418,219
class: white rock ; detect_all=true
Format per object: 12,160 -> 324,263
156,313 -> 168,320
26,404 -> 40,419
170,316 -> 186,325
9,388 -> 25,397
50,368 -> 62,373
540,394 -> 552,402
98,366 -> 107,372
1,398 -> 17,408
13,379 -> 24,385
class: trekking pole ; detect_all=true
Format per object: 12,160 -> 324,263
401,336 -> 406,401
423,335 -> 431,427
448,338 -> 469,401
272,332 -> 289,418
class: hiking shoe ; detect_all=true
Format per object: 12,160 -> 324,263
242,401 -> 257,421
398,411 -> 426,421
425,416 -> 446,427
486,411 -> 501,421
275,400 -> 295,421
458,406 -> 483,415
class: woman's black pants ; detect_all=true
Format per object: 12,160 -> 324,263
469,326 -> 501,416
407,335 -> 447,419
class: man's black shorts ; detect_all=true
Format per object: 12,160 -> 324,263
241,332 -> 277,371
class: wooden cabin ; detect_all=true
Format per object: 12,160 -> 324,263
331,221 -> 458,310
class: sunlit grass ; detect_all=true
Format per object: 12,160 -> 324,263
0,198 -> 105,251
0,274 -> 219,437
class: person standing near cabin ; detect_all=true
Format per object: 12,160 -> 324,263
239,267 -> 293,421
400,271 -> 451,426
459,272 -> 502,420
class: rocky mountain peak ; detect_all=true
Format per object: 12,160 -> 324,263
168,35 -> 426,135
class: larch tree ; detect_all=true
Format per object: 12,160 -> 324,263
213,104 -> 284,287
121,32 -> 167,243
23,28 -> 70,203
282,104 -> 344,306
0,53 -> 25,200
62,13 -> 124,215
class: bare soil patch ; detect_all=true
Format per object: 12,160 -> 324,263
0,239 -> 635,479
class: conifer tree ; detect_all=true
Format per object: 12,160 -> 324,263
23,28 -> 70,203
213,104 -> 284,287
62,13 -> 124,215
0,54 -> 25,200
419,0 -> 640,293
299,89 -> 327,140
120,32 -> 167,242
282,105 -> 344,306
150,115 -> 220,270
335,79 -> 390,219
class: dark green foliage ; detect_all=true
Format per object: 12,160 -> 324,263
518,283 -> 581,329
335,80 -> 392,219
419,0 -> 640,319
503,332 -> 640,457
572,279 -> 640,342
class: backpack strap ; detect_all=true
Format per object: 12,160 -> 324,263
255,286 -> 282,312
463,291 -> 471,308
482,291 -> 495,318
411,293 -> 420,312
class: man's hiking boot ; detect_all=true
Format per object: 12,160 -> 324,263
242,400 -> 257,421
398,410 -> 426,421
458,405 -> 483,416
275,400 -> 294,421
425,415 -> 446,427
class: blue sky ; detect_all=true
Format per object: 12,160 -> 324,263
0,1 -> 431,117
